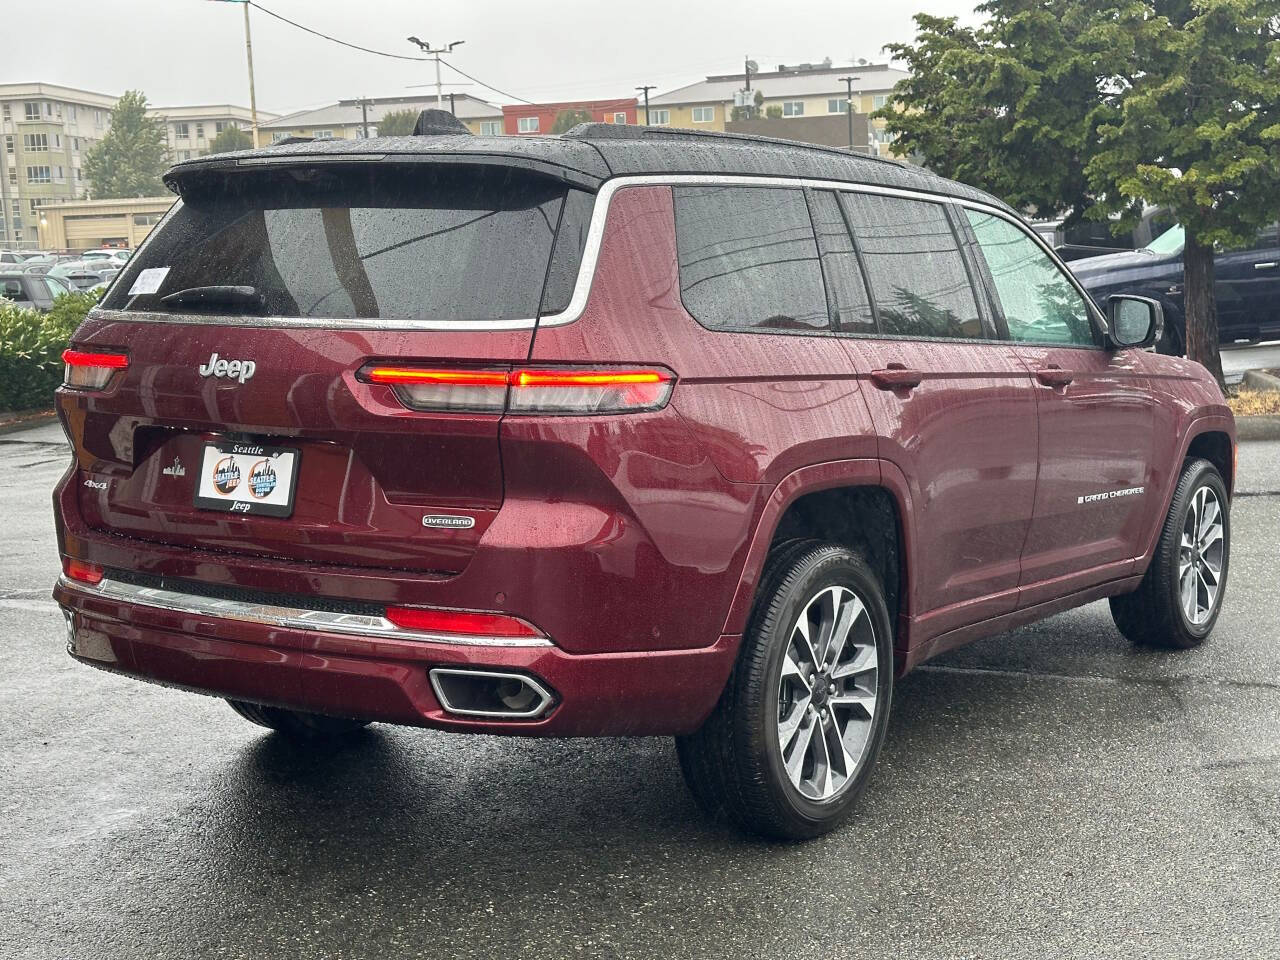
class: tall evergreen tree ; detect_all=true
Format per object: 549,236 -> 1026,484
205,125 -> 253,154
83,91 -> 169,199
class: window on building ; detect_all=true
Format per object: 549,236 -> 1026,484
215,121 -> 226,133
26,166 -> 51,184
73,167 -> 80,182
24,103 -> 41,121
480,121 -> 502,136
22,134 -> 48,151
94,110 -> 103,126
313,129 -> 334,139
517,116 -> 540,133
53,165 -> 64,181
873,94 -> 888,109
68,105 -> 77,121
965,210 -> 1095,346
650,109 -> 671,125
72,137 -> 80,152
828,98 -> 849,114
29,198 -> 42,215
53,134 -> 61,149
691,106 -> 714,123
174,122 -> 190,139
134,214 -> 162,226
610,112 -> 626,124
840,193 -> 985,339
4,135 -> 11,154
674,185 -> 828,332
1,104 -> 8,120
195,123 -> 204,139
271,132 -> 289,143
782,101 -> 805,117
7,171 -> 15,186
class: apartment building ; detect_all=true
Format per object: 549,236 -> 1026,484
149,104 -> 272,161
501,98 -> 638,135
0,83 -> 116,248
256,94 -> 503,145
644,61 -> 907,154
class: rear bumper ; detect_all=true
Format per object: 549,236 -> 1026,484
54,577 -> 738,737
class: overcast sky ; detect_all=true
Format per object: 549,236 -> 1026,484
5,0 -> 980,115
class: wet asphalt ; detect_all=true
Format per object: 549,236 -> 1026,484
2,420 -> 1279,960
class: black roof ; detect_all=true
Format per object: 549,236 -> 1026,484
163,123 -> 1011,213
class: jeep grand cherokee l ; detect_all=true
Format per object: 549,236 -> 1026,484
52,121 -> 1235,840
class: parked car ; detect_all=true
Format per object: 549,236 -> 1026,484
79,249 -> 130,265
1072,223 -> 1280,354
1032,207 -> 1176,262
52,124 -> 1235,840
0,271 -> 72,310
0,250 -> 37,265
48,260 -> 119,291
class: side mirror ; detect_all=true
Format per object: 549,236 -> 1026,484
1106,295 -> 1162,349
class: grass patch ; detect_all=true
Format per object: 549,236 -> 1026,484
1228,388 -> 1280,417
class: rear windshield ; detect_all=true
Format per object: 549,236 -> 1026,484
104,165 -> 578,324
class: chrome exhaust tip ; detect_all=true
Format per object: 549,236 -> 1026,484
428,668 -> 555,719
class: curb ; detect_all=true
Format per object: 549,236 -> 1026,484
1236,415 -> 1280,443
0,410 -> 57,438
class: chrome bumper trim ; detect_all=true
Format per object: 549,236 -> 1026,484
58,576 -> 553,647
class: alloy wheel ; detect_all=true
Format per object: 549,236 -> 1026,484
775,585 -> 880,803
1178,485 -> 1225,625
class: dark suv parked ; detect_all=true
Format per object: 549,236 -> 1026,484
1072,223 -> 1280,354
53,123 -> 1234,839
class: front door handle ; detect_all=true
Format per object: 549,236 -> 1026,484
1036,365 -> 1074,387
871,364 -> 924,391
1255,261 -> 1278,270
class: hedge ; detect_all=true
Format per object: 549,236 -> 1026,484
0,290 -> 102,413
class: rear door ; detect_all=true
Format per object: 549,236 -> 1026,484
834,191 -> 1040,637
962,208 -> 1153,602
1215,222 -> 1280,340
70,163 -> 592,576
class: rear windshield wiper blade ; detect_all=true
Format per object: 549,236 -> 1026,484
159,285 -> 265,311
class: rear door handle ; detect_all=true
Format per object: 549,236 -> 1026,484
1255,261 -> 1278,270
1036,365 -> 1074,387
870,365 -> 924,391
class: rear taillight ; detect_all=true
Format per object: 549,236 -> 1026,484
62,349 -> 128,390
62,557 -> 104,585
384,605 -> 544,639
360,364 -> 675,415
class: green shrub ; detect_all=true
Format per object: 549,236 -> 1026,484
0,289 -> 102,412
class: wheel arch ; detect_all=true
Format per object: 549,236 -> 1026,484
722,459 -> 914,647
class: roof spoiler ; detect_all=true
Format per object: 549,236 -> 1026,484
413,109 -> 472,136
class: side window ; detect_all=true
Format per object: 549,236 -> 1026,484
808,191 -> 875,333
840,193 -> 985,339
674,185 -> 828,332
1250,222 -> 1279,250
965,210 -> 1096,346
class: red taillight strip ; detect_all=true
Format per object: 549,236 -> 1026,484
62,349 -> 129,369
513,369 -> 670,387
365,366 -> 508,386
62,557 -> 104,585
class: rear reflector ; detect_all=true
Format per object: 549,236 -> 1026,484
62,557 -> 104,585
360,364 -> 675,415
384,606 -> 544,639
62,348 -> 128,390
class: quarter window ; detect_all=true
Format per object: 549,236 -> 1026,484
809,191 -> 875,333
841,193 -> 985,339
965,210 -> 1095,345
674,185 -> 828,332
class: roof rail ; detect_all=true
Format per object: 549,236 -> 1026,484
559,122 -> 903,168
268,135 -> 314,146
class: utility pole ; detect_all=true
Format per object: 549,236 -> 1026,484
449,92 -> 456,116
407,37 -> 465,108
359,97 -> 370,138
209,0 -> 260,146
839,75 -> 861,151
635,85 -> 655,125
744,56 -> 752,91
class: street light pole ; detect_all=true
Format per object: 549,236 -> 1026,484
407,37 -> 465,109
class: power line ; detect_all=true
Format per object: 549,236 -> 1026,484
247,2 -> 430,61
440,60 -> 536,105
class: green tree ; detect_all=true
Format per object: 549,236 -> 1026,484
376,108 -> 420,137
877,0 -> 1280,387
82,90 -> 168,199
1087,0 -> 1280,386
205,125 -> 253,154
551,109 -> 594,133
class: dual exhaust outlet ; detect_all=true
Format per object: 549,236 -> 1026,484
428,668 -> 555,720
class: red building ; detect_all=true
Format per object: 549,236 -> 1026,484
501,98 -> 638,135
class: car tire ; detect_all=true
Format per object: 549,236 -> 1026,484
676,540 -> 894,840
226,699 -> 371,739
1110,458 -> 1230,649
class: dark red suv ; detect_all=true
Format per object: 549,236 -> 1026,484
53,122 -> 1235,839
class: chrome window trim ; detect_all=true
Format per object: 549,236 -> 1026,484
59,575 -> 553,648
84,171 -> 1095,337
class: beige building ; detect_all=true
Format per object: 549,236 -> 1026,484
149,104 -> 275,161
36,196 -> 173,253
645,61 -> 907,155
256,94 -> 504,146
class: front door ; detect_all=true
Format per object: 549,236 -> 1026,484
1216,222 -> 1280,341
963,208 -> 1154,605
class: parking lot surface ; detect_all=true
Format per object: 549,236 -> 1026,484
2,421 -> 1278,960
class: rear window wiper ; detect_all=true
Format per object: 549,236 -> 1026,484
159,285 -> 265,311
